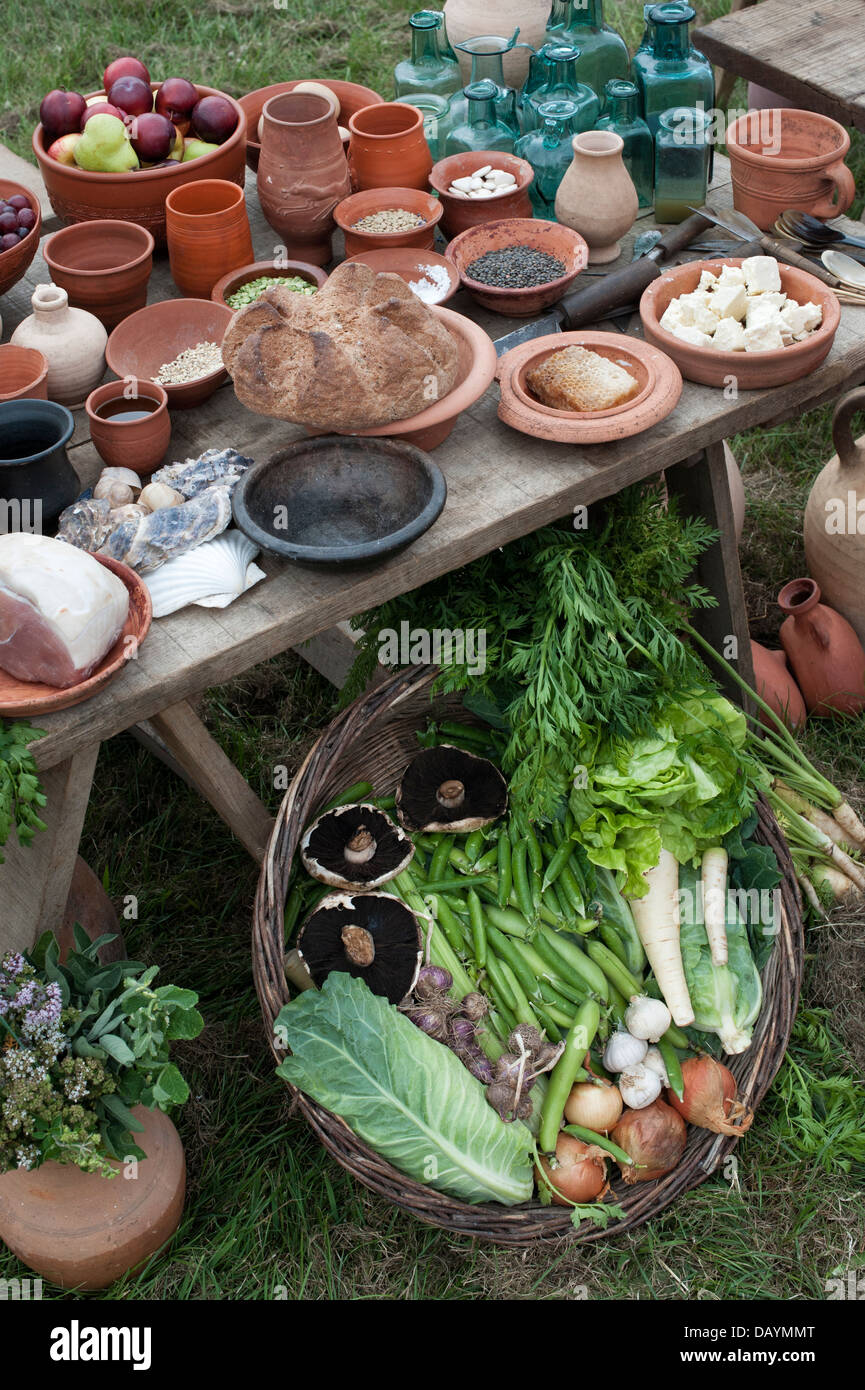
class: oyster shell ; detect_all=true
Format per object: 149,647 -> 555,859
143,530 -> 266,618
97,486 -> 234,574
57,498 -> 115,552
150,448 -> 254,500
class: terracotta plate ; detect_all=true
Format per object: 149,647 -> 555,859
496,332 -> 683,444
0,555 -> 152,717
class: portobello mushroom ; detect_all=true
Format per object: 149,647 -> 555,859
297,891 -> 423,1004
396,744 -> 508,834
301,803 -> 414,891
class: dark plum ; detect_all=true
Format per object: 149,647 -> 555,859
0,232 -> 20,252
103,56 -> 150,92
16,209 -> 37,231
7,194 -> 29,211
129,111 -> 174,162
108,75 -> 154,118
155,77 -> 198,134
0,211 -> 18,234
39,88 -> 88,141
190,94 -> 237,145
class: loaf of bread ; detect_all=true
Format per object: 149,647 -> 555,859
222,261 -> 460,430
526,345 -> 638,412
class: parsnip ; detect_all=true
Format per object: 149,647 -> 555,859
701,847 -> 729,967
626,849 -> 695,1028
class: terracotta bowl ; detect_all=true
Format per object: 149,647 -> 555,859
106,298 -> 233,410
429,152 -> 534,240
346,247 -> 459,304
240,78 -> 383,172
211,258 -> 328,309
43,219 -> 154,330
445,217 -> 588,316
640,258 -> 842,389
32,84 -> 246,245
0,554 -> 152,718
0,179 -> 42,297
334,186 -> 443,257
0,345 -> 48,402
86,378 -> 171,475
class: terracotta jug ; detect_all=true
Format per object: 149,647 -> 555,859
258,91 -> 351,266
0,1105 -> 185,1290
751,640 -> 807,729
778,577 -> 865,717
555,130 -> 638,263
804,385 -> 865,649
445,0 -> 548,85
348,102 -> 433,192
10,284 -> 106,408
726,108 -> 855,233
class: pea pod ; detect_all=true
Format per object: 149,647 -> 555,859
420,874 -> 497,894
467,888 -> 487,969
497,832 -> 512,908
539,1000 -> 601,1153
371,794 -> 397,812
498,960 -> 543,1032
465,829 -> 485,865
526,826 -> 543,876
485,925 -> 541,1003
542,839 -> 575,890
449,846 -> 474,874
557,862 -> 585,916
315,781 -> 374,817
429,834 -> 455,883
658,1033 -> 686,1101
538,925 -> 609,1001
484,903 -> 531,939
426,894 -> 466,954
474,845 -> 500,874
563,1125 -> 635,1168
585,939 -> 643,1000
511,841 -> 535,922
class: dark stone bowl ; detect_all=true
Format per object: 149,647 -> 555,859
232,435 -> 447,567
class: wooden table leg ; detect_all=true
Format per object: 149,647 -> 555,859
0,745 -> 99,955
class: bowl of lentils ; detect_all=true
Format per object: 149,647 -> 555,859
334,186 -> 443,257
106,298 -> 234,410
445,217 -> 589,317
211,258 -> 328,311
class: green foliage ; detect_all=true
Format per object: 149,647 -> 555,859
0,720 -> 47,861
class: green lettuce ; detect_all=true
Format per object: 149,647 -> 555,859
275,973 -> 534,1206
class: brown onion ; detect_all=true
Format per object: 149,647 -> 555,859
564,1079 -> 623,1133
535,1132 -> 608,1205
611,1098 -> 687,1185
667,1056 -> 754,1135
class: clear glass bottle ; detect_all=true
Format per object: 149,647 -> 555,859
448,31 -> 522,138
394,11 -> 463,102
595,79 -> 654,208
413,92 -> 453,160
653,105 -> 711,222
445,78 -> 517,155
556,0 -> 630,100
426,9 -> 459,63
523,44 -> 600,135
631,3 -> 714,136
515,98 -> 579,218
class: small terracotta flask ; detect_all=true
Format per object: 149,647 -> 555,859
11,284 -> 107,408
778,577 -> 865,717
750,640 -> 807,729
258,91 -> 351,265
555,129 -> 638,264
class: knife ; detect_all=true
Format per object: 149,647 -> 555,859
689,204 -> 846,289
493,212 -> 714,356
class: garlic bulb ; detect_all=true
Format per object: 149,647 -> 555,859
642,1045 -> 670,1087
139,482 -> 183,512
603,1030 -> 647,1073
94,478 -> 135,508
618,1062 -> 662,1110
625,994 -> 672,1044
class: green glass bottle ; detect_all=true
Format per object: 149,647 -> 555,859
394,11 -> 463,102
635,3 -> 656,54
426,9 -> 459,63
558,0 -> 630,101
595,79 -> 653,208
515,99 -> 579,218
631,3 -> 714,136
524,44 -> 600,135
413,93 -> 453,160
545,0 -> 571,37
654,105 -> 711,222
518,45 -> 554,132
445,79 -> 517,155
448,30 -> 522,138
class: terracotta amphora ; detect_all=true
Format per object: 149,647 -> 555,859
778,577 -> 865,717
804,385 -> 865,650
750,640 -> 807,729
555,130 -> 638,264
258,91 -> 351,265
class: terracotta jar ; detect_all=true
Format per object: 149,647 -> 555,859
750,640 -> 807,730
165,179 -> 254,299
804,386 -> 865,650
445,0 -> 549,85
348,102 -> 433,192
555,130 -> 638,264
10,284 -> 107,408
778,577 -> 865,717
43,219 -> 154,332
726,109 -> 855,233
0,1105 -> 185,1291
258,91 -> 351,266
0,345 -> 49,402
86,379 -> 171,477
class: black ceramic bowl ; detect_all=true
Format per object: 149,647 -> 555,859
0,399 -> 78,527
232,436 -> 447,566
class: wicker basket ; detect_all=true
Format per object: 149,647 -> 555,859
254,666 -> 805,1247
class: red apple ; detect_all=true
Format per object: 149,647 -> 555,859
39,88 -> 88,141
81,101 -> 126,130
46,133 -> 81,165
128,111 -> 175,163
190,95 -> 238,145
108,75 -> 153,118
154,77 -> 198,135
103,56 -> 150,93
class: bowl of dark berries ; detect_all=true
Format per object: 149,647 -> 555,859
0,180 -> 42,298
444,217 -> 588,317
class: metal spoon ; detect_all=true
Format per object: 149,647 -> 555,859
783,209 -> 865,251
822,249 -> 865,290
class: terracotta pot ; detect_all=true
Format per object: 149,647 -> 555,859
10,285 -> 107,408
429,151 -> 534,238
32,83 -> 247,246
750,640 -> 807,729
211,257 -> 328,309
804,386 -> 865,650
86,379 -> 170,476
778,577 -> 865,717
348,103 -> 432,193
0,1105 -> 185,1291
0,179 -> 42,297
334,186 -> 443,257
240,78 -> 384,173
555,130 -> 638,264
726,109 -> 855,233
165,179 -> 254,299
445,216 -> 588,316
445,0 -> 548,85
106,298 -> 233,411
43,219 -> 154,331
0,346 -> 48,402
58,857 -> 126,965
257,92 -> 351,266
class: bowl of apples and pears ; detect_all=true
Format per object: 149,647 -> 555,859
32,56 -> 246,244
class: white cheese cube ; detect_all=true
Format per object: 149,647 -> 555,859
712,317 -> 747,351
746,297 -> 782,329
742,255 -> 782,294
778,301 -> 810,340
799,300 -> 823,332
676,291 -> 719,333
743,322 -> 785,352
710,282 -> 748,321
718,264 -> 746,286
756,291 -> 787,309
698,270 -> 719,291
670,323 -> 715,348
660,300 -> 686,334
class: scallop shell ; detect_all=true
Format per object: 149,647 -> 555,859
143,529 -> 266,618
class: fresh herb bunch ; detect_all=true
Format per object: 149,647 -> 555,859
0,928 -> 203,1177
0,719 -> 47,861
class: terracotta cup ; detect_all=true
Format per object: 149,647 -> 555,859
348,102 -> 433,192
165,179 -> 254,298
726,109 -> 856,232
86,378 -> 170,476
0,345 -> 49,402
257,92 -> 351,266
778,577 -> 865,717
43,219 -> 154,331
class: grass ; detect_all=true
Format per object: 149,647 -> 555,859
1,0 -> 864,1301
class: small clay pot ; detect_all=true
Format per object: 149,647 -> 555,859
348,102 -> 432,192
105,298 -> 233,411
445,216 -> 588,316
86,379 -> 170,476
43,220 -> 154,331
239,78 -> 383,173
555,130 -> 638,264
778,577 -> 865,717
429,151 -> 534,239
257,92 -> 351,266
211,258 -> 327,309
750,640 -> 807,729
0,345 -> 48,402
334,186 -> 443,257
166,179 -> 255,299
726,109 -> 855,233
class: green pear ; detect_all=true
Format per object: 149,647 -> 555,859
74,114 -> 139,172
182,137 -> 220,162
